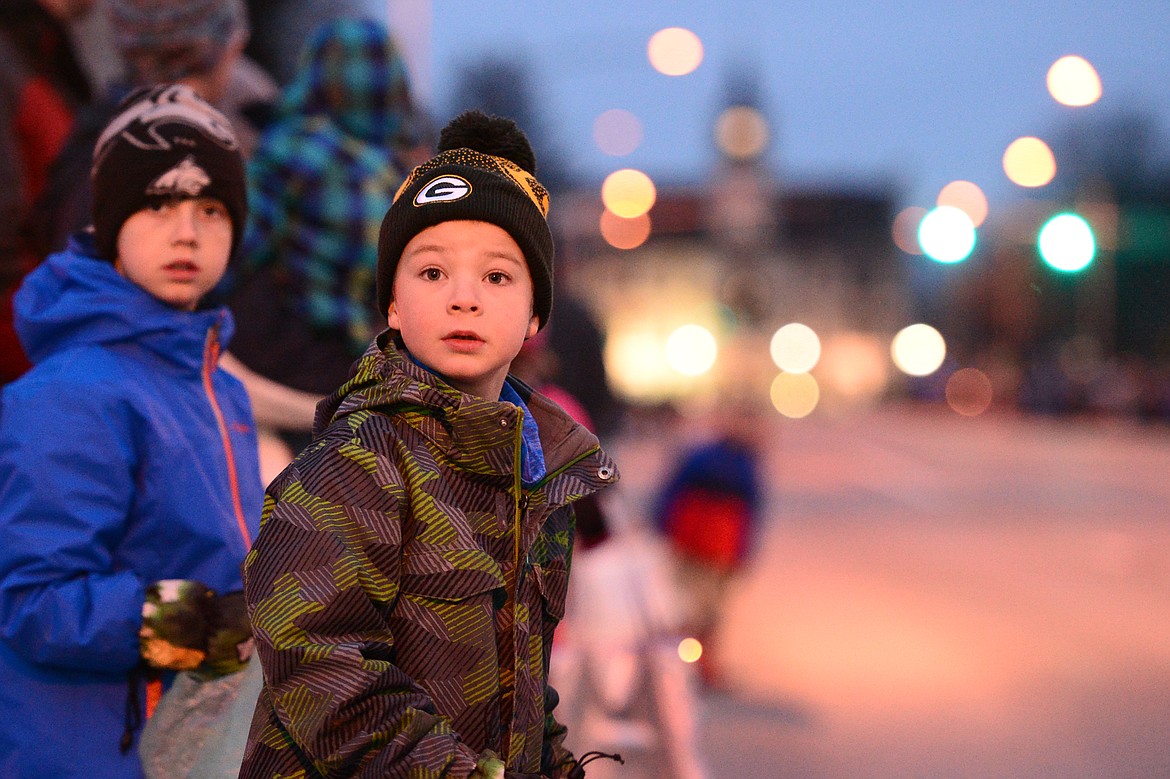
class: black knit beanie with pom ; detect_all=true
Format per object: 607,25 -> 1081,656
91,83 -> 247,263
376,110 -> 554,329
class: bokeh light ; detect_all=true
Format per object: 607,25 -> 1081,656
678,637 -> 703,663
601,168 -> 657,218
769,323 -> 821,374
937,180 -> 988,227
818,332 -> 891,402
918,206 -> 976,263
1003,137 -> 1056,188
1047,55 -> 1102,107
605,330 -> 668,398
593,109 -> 643,157
1039,213 -> 1096,272
892,207 -> 927,254
770,372 -> 820,418
666,324 -> 718,376
647,27 -> 704,76
946,368 -> 994,416
715,106 -> 769,160
892,324 -> 947,377
599,209 -> 651,250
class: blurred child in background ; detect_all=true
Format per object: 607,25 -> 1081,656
655,399 -> 767,688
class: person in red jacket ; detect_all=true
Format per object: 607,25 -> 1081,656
654,399 -> 768,687
0,0 -> 95,384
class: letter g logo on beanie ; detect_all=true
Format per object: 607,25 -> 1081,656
414,175 -> 473,205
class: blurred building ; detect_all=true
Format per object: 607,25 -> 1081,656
552,91 -> 908,412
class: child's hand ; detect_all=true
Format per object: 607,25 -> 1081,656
139,581 -> 254,676
470,751 -> 505,778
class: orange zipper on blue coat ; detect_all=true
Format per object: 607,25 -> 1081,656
202,323 -> 251,548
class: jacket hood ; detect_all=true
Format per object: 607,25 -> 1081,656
15,236 -> 233,372
317,333 -> 603,476
276,17 -> 419,146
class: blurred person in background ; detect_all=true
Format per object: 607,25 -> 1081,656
0,84 -> 263,779
31,0 -> 277,264
550,489 -> 709,779
544,290 -> 624,439
243,0 -> 387,85
654,398 -> 768,689
0,0 -> 96,385
226,17 -> 428,454
513,336 -> 708,779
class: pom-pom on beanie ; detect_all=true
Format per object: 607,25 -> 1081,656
91,84 -> 247,263
376,110 -> 554,329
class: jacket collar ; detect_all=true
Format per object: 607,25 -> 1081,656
14,239 -> 232,375
318,332 -> 613,482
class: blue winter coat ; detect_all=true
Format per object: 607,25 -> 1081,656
0,239 -> 263,778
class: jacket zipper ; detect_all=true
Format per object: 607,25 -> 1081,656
134,326 -> 253,733
500,410 -> 525,763
202,324 -> 251,548
499,425 -> 601,764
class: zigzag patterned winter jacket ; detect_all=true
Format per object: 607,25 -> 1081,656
239,333 -> 619,778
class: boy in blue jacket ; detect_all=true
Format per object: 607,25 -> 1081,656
0,83 -> 264,779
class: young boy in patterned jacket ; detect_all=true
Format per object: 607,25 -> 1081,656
239,111 -> 621,779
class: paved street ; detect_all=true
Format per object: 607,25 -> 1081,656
607,404 -> 1170,778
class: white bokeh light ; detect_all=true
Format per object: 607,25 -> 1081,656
647,27 -> 704,76
891,324 -> 947,377
666,324 -> 718,376
769,323 -> 821,374
918,206 -> 976,263
1039,213 -> 1096,272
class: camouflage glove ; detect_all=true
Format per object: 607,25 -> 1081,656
140,581 -> 253,676
196,589 -> 253,679
140,579 -> 215,671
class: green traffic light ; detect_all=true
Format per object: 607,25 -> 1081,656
1039,213 -> 1095,272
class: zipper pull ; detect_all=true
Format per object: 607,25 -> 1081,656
203,320 -> 222,369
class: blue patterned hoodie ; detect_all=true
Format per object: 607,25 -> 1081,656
235,18 -> 421,363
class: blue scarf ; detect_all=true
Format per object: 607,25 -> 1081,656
499,380 -> 546,487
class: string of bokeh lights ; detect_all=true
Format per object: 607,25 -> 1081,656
588,29 -> 1104,420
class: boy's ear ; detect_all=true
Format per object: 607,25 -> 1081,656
387,301 -> 399,331
525,314 -> 539,340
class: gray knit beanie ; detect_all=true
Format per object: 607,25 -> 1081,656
107,0 -> 249,84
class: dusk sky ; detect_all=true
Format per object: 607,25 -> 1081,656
424,1 -> 1170,215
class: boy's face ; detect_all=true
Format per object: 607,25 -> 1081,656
388,220 -> 539,399
114,196 -> 232,312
